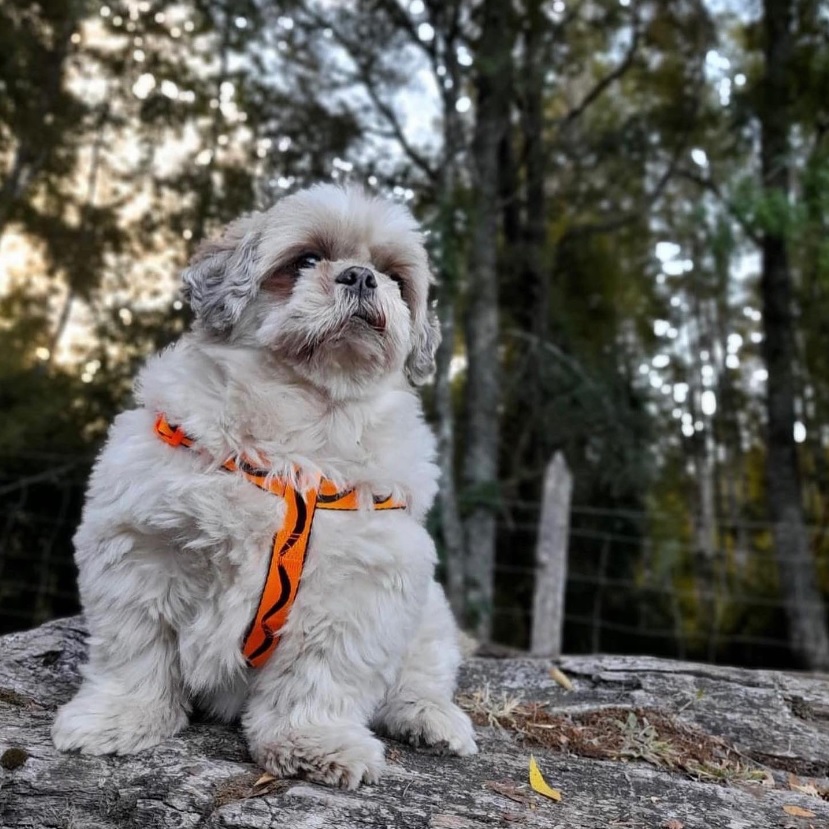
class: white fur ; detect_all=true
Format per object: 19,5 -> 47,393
52,184 -> 476,788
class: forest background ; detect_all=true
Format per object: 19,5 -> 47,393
2,0 -> 829,671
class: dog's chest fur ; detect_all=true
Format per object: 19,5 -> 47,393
76,336 -> 439,693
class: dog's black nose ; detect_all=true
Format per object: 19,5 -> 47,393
336,267 -> 377,293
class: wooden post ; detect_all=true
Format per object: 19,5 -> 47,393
530,452 -> 573,657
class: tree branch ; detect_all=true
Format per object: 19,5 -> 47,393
563,134 -> 687,239
300,3 -> 438,183
372,0 -> 438,65
677,167 -> 761,245
558,2 -> 641,127
357,69 -> 438,182
562,26 -> 710,241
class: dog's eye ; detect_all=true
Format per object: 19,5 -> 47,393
388,272 -> 404,294
293,252 -> 322,273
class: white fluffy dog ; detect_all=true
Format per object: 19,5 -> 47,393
52,184 -> 477,788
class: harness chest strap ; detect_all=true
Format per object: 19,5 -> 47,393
154,414 -> 405,668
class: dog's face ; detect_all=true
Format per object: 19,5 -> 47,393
181,185 -> 439,396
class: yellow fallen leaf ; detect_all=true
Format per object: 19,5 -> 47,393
783,805 -> 816,818
549,668 -> 573,691
528,755 -> 561,802
254,772 -> 277,787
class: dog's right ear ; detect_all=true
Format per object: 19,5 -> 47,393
181,216 -> 261,335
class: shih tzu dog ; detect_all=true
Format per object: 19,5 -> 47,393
51,184 -> 477,788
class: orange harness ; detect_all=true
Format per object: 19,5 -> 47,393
154,414 -> 405,668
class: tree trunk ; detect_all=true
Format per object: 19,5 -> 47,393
0,146 -> 31,241
6,618 -> 829,828
434,9 -> 466,620
49,104 -> 109,362
759,0 -> 829,669
521,0 -> 548,350
508,0 -> 549,479
462,0 -> 513,641
436,298 -> 465,617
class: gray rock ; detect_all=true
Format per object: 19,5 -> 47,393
2,618 -> 829,828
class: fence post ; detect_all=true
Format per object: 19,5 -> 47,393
530,452 -> 573,657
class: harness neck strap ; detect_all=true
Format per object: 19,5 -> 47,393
154,414 -> 405,667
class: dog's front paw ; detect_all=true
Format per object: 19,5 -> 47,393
379,699 -> 478,756
251,723 -> 386,790
52,689 -> 188,755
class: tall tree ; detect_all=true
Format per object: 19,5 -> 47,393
462,0 -> 513,639
759,0 -> 829,669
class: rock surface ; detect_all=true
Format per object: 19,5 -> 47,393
2,617 -> 829,828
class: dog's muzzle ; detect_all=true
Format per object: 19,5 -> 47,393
336,266 -> 377,298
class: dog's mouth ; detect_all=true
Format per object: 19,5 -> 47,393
349,305 -> 386,333
277,300 -> 389,366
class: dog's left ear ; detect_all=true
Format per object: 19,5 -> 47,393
406,303 -> 441,385
181,216 -> 261,335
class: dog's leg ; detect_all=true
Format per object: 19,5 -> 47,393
197,674 -> 250,723
52,601 -> 189,755
242,545 -> 436,790
244,640 -> 390,789
372,581 -> 478,756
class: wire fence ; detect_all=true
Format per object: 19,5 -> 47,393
0,451 -> 824,670
489,488 -> 828,669
0,455 -> 90,630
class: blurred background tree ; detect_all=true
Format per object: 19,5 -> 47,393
2,0 -> 828,670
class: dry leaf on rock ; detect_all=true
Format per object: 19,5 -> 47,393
528,755 -> 562,801
782,805 -> 816,818
549,668 -> 573,691
787,774 -> 821,797
759,771 -> 776,787
254,772 -> 277,787
485,781 -> 531,805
